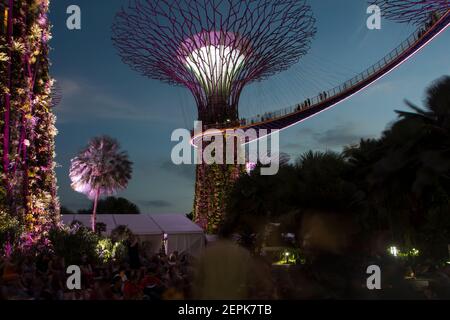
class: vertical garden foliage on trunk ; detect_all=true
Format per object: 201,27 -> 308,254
0,0 -> 59,231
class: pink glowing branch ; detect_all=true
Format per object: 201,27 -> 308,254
372,0 -> 450,25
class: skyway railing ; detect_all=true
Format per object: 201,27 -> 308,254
201,10 -> 448,131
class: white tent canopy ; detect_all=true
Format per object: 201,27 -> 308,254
61,214 -> 205,256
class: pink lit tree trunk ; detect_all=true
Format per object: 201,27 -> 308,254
91,188 -> 100,232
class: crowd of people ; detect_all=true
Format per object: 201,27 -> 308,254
2,240 -> 450,300
0,248 -> 195,300
245,88 -> 335,125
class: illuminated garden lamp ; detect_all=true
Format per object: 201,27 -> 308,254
410,248 -> 420,257
285,251 -> 290,264
389,246 -> 399,257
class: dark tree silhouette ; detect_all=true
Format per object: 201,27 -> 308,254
223,76 -> 450,260
60,206 -> 75,215
78,197 -> 140,215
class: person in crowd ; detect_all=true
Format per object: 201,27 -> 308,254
127,235 -> 141,270
80,254 -> 94,286
123,272 -> 142,300
110,274 -> 123,300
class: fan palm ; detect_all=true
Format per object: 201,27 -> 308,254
373,76 -> 450,196
368,76 -> 450,246
69,136 -> 132,231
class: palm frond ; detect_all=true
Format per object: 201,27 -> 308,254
69,136 -> 133,199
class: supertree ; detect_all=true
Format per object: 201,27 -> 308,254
112,0 -> 316,233
372,0 -> 449,25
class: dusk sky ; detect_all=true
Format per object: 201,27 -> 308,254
49,1 -> 450,213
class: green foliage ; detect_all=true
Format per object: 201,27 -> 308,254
48,223 -> 100,265
60,206 -> 75,215
96,197 -> 140,214
0,0 -> 59,229
295,151 -> 362,213
274,248 -> 303,265
110,225 -> 134,243
0,210 -> 24,251
95,222 -> 107,235
48,222 -> 130,265
78,197 -> 140,214
223,76 -> 450,262
96,238 -> 127,263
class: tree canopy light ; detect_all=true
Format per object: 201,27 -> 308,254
180,31 -> 247,98
112,0 -> 316,124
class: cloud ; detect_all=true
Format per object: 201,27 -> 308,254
297,127 -> 315,135
140,200 -> 172,208
283,122 -> 376,154
283,142 -> 303,150
363,79 -> 401,97
312,123 -> 374,147
160,160 -> 196,180
54,77 -> 181,124
58,78 -> 81,96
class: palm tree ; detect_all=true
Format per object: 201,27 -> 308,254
69,136 -> 132,231
295,151 -> 362,213
391,76 -> 450,192
367,76 -> 450,247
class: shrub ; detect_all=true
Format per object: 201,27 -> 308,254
111,225 -> 133,243
0,210 -> 24,256
96,238 -> 127,263
48,223 -> 100,265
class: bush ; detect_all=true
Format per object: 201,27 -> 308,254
0,210 -> 24,256
110,225 -> 133,243
48,222 -> 100,265
96,238 -> 127,263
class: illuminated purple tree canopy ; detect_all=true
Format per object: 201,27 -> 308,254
69,136 -> 133,231
69,136 -> 132,200
112,0 -> 316,123
372,0 -> 449,25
